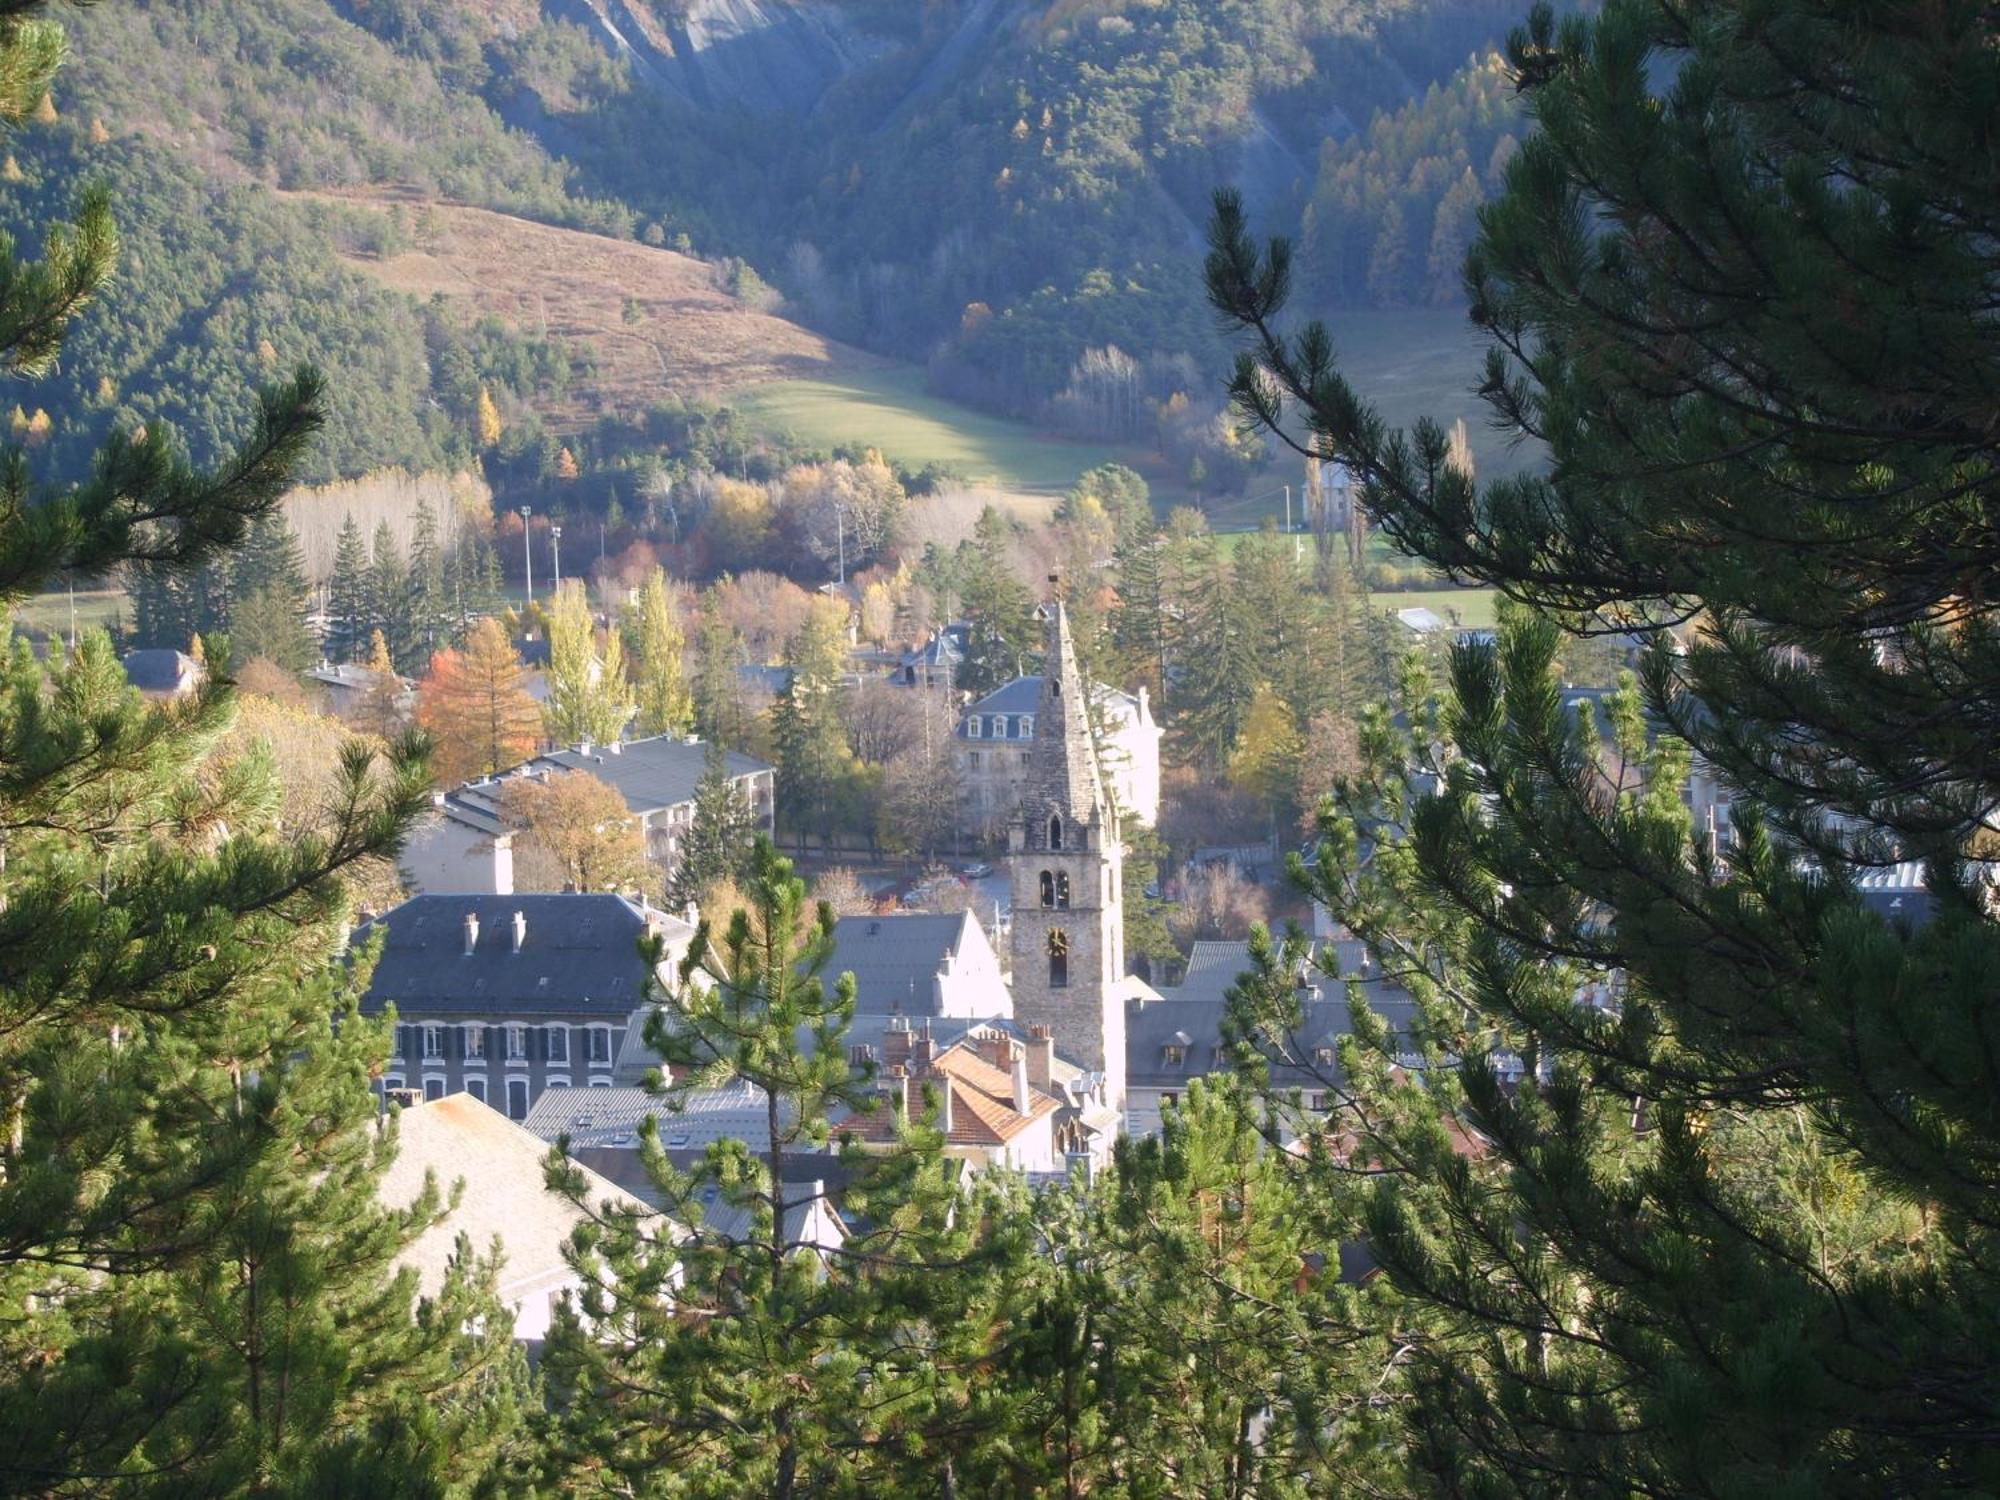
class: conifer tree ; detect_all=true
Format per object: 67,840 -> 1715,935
1172,532 -> 1258,772
666,736 -> 754,912
536,839 -> 1028,1496
416,616 -> 541,784
956,505 -> 1037,697
229,513 -> 314,671
770,602 -> 854,850
690,588 -> 748,749
369,519 -> 411,670
1210,0 -> 2000,1490
406,497 -> 448,669
542,578 -> 633,747
325,513 -> 371,664
629,566 -> 692,738
0,12 -> 524,1482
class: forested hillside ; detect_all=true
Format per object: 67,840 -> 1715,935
1,0 -> 1519,490
364,0 -> 1523,421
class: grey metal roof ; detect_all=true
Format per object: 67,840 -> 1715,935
524,1082 -> 777,1152
120,648 -> 198,692
1128,938 -> 1419,1090
355,893 -> 667,1016
826,912 -> 979,1014
900,622 -> 969,670
527,734 -> 772,816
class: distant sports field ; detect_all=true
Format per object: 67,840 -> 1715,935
735,368 -> 1121,495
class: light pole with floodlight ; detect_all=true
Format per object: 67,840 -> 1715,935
551,524 -> 563,593
518,505 -> 533,602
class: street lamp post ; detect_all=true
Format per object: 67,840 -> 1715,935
551,524 -> 563,593
834,505 -> 846,592
518,505 -> 533,602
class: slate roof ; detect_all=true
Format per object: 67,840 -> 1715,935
826,912 -> 983,1015
525,1081 -> 780,1152
900,622 -> 969,671
355,893 -> 685,1017
121,648 -> 200,693
377,1093 -> 657,1303
528,734 -> 772,816
1127,938 -> 1418,1091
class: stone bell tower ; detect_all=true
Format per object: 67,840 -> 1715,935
1008,597 -> 1125,1111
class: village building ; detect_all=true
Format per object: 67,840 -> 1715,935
957,675 -> 1162,838
1006,600 -> 1129,1114
398,732 -> 775,896
357,892 -> 695,1120
120,647 -> 204,701
375,1092 -> 663,1346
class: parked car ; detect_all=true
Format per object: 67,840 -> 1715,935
959,862 -> 993,879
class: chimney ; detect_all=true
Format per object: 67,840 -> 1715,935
885,1017 -> 911,1067
607,740 -> 622,755
910,1019 -> 934,1073
1026,1025 -> 1054,1092
848,1042 -> 875,1072
1013,1047 -> 1032,1116
937,1072 -> 953,1136
886,1063 -> 912,1117
463,912 -> 480,956
511,910 -> 527,954
578,738 -> 593,756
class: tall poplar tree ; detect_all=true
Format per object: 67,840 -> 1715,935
1211,0 -> 2000,1491
630,566 -> 692,738
542,578 -> 633,747
666,736 -> 754,912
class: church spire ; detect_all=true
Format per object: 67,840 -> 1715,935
1022,598 -> 1106,844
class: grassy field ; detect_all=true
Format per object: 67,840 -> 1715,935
735,367 -> 1125,495
1373,586 -> 1500,630
8,590 -> 125,640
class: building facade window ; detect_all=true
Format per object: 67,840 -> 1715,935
505,1077 -> 529,1121
967,716 -> 981,738
1049,814 -> 1063,850
589,1076 -> 612,1089
1021,715 -> 1034,738
421,1025 -> 444,1061
422,1075 -> 446,1102
1039,870 -> 1055,908
464,1026 -> 486,1061
466,1076 -> 488,1104
546,1025 -> 569,1064
1055,872 -> 1070,910
506,1024 -> 528,1062
1047,929 -> 1069,989
587,1026 -> 612,1064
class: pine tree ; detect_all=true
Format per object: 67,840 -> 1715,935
1172,533 -> 1257,772
406,498 -> 448,669
1110,511 -> 1171,705
229,513 -> 314,671
666,736 -> 754,911
325,514 -> 371,664
1210,0 -> 2000,1489
369,519 -> 412,671
769,602 -> 854,851
956,505 -> 1037,698
629,566 -> 692,738
0,16 -> 522,1481
535,839 -> 1026,1495
541,579 -> 633,747
691,588 -> 748,749
416,616 -> 541,784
